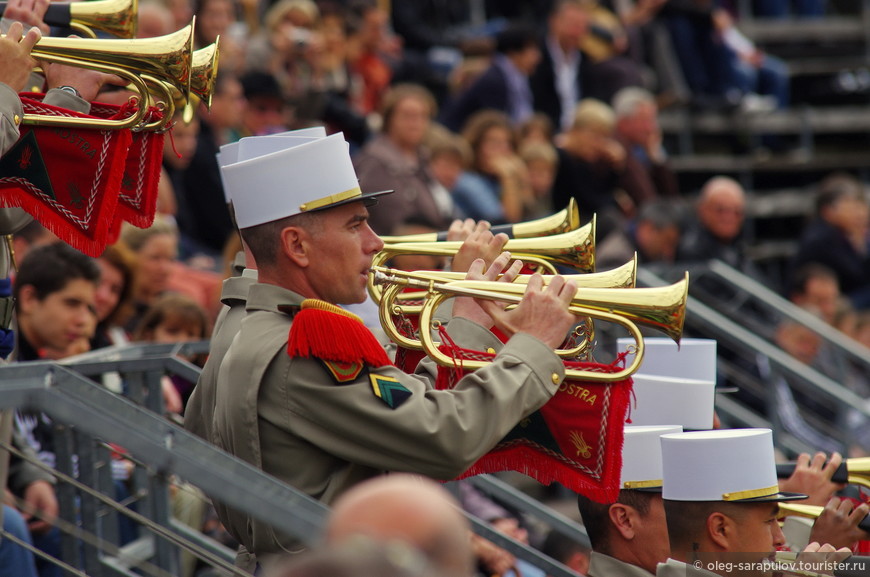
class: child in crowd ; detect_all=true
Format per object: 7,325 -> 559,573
133,293 -> 210,415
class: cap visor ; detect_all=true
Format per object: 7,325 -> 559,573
307,189 -> 394,212
730,491 -> 808,503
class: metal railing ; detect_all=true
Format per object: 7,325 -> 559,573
0,345 -> 589,577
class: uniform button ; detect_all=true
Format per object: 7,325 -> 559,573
551,373 -> 560,384
486,347 -> 495,355
13,114 -> 20,125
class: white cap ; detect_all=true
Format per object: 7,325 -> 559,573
217,127 -> 328,202
221,133 -> 392,228
618,337 -> 717,383
621,425 -> 683,490
661,429 -> 805,502
630,373 -> 715,430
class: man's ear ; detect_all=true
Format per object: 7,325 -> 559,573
16,285 -> 38,316
280,226 -> 309,267
608,503 -> 638,540
706,511 -> 732,550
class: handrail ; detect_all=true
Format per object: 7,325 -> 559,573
638,265 -> 870,454
0,357 -> 582,577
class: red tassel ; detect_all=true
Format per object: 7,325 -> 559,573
287,299 -> 392,367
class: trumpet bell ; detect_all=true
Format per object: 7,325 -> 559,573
23,23 -> 195,129
69,0 -> 139,38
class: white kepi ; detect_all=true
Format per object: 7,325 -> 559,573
618,337 -> 716,382
220,132 -> 392,228
216,126 -> 329,202
629,373 -> 715,431
621,425 -> 683,491
660,429 -> 805,502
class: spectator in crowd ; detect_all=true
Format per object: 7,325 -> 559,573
389,0 -> 498,104
118,216 -> 179,332
11,243 -> 100,577
194,0 -> 246,73
161,110 -> 199,225
176,73 -> 245,261
676,176 -> 763,279
517,113 -> 556,149
91,244 -> 136,349
596,199 -> 683,270
345,0 -> 400,117
551,99 -> 626,237
137,0 -> 175,38
539,530 -> 591,577
266,539 -> 444,577
519,141 -> 559,219
354,84 -> 455,235
133,293 -> 209,413
325,474 -> 474,577
611,86 -> 679,205
791,172 -> 870,309
787,264 -> 842,327
426,123 -> 473,197
453,110 -> 532,224
440,24 -> 541,133
530,0 -> 644,132
10,221 -> 57,269
239,70 -> 289,137
659,1 -> 789,113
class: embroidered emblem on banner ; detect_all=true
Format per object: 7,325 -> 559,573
369,373 -> 411,409
321,359 -> 365,383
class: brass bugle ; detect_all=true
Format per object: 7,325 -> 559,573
380,198 -> 581,243
20,23 -> 195,129
373,255 -> 637,308
374,215 -> 596,274
372,267 -> 688,382
0,0 -> 138,39
373,257 -> 637,354
776,458 -> 870,490
778,503 -> 870,532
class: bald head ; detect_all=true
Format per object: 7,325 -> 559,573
326,475 -> 474,577
697,177 -> 746,242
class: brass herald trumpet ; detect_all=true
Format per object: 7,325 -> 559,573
372,255 -> 637,308
778,503 -> 870,532
776,458 -> 870,490
375,215 -> 595,272
373,258 -> 638,354
371,267 -> 688,382
20,23 -> 195,129
0,0 -> 138,39
380,198 -> 581,243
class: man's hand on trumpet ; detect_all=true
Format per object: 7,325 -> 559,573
0,21 -> 39,92
1,0 -> 50,35
453,251 -> 579,349
779,452 -> 846,507
41,57 -> 126,102
449,219 -> 507,273
808,497 -> 870,550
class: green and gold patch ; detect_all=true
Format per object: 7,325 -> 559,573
320,359 -> 366,383
369,373 -> 412,409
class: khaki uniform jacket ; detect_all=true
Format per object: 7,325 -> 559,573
212,281 -> 566,562
657,558 -> 720,577
589,551 -> 656,577
185,270 -> 257,442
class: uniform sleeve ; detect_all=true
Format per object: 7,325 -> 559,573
259,324 -> 565,481
0,82 -> 23,157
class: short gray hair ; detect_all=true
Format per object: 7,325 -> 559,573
612,87 -> 656,120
